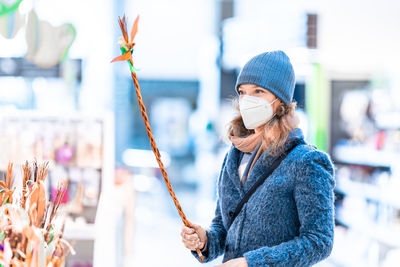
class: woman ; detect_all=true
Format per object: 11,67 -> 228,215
181,51 -> 335,267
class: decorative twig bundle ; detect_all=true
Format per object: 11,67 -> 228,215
0,161 -> 74,267
0,163 -> 14,205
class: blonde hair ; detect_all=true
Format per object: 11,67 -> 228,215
227,99 -> 300,156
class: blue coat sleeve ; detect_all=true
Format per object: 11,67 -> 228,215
243,150 -> 336,267
192,153 -> 228,263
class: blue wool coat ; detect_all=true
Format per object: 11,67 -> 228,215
192,128 -> 335,266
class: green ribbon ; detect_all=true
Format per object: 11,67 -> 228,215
60,23 -> 76,62
0,231 -> 5,242
0,188 -> 10,204
47,226 -> 55,244
120,46 -> 139,73
0,0 -> 22,16
47,233 -> 54,244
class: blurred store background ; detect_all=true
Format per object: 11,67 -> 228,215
1,0 -> 400,266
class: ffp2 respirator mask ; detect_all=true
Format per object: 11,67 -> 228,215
239,95 -> 277,130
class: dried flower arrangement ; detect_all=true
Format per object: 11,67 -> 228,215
0,161 -> 74,267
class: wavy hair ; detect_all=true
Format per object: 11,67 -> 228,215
227,99 -> 300,156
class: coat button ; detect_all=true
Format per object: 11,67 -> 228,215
228,211 -> 234,217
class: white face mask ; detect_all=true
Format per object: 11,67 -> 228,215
239,95 -> 278,130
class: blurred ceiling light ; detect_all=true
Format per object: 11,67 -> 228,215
122,148 -> 171,168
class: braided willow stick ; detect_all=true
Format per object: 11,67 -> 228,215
112,16 -> 204,262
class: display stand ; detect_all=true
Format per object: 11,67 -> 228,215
0,110 -> 115,267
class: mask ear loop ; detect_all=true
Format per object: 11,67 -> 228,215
270,98 -> 278,105
269,98 -> 279,119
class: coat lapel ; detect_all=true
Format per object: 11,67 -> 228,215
242,128 -> 305,193
242,151 -> 274,192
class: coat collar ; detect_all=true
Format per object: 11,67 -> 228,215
226,128 -> 305,194
243,128 -> 305,192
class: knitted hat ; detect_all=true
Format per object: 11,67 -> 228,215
235,50 -> 295,105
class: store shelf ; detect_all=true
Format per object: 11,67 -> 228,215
333,145 -> 398,168
336,214 -> 400,248
336,178 -> 400,209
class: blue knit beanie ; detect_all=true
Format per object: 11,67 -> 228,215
235,50 -> 295,105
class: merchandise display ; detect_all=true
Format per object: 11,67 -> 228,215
0,8 -> 24,39
0,161 -> 74,266
25,10 -> 76,69
0,0 -> 76,69
0,111 -> 114,267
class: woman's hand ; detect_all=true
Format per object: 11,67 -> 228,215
180,223 -> 207,251
215,257 -> 248,267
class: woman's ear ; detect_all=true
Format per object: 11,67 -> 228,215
272,99 -> 283,115
276,104 -> 286,117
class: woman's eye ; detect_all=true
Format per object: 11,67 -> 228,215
256,89 -> 265,94
238,90 -> 244,95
